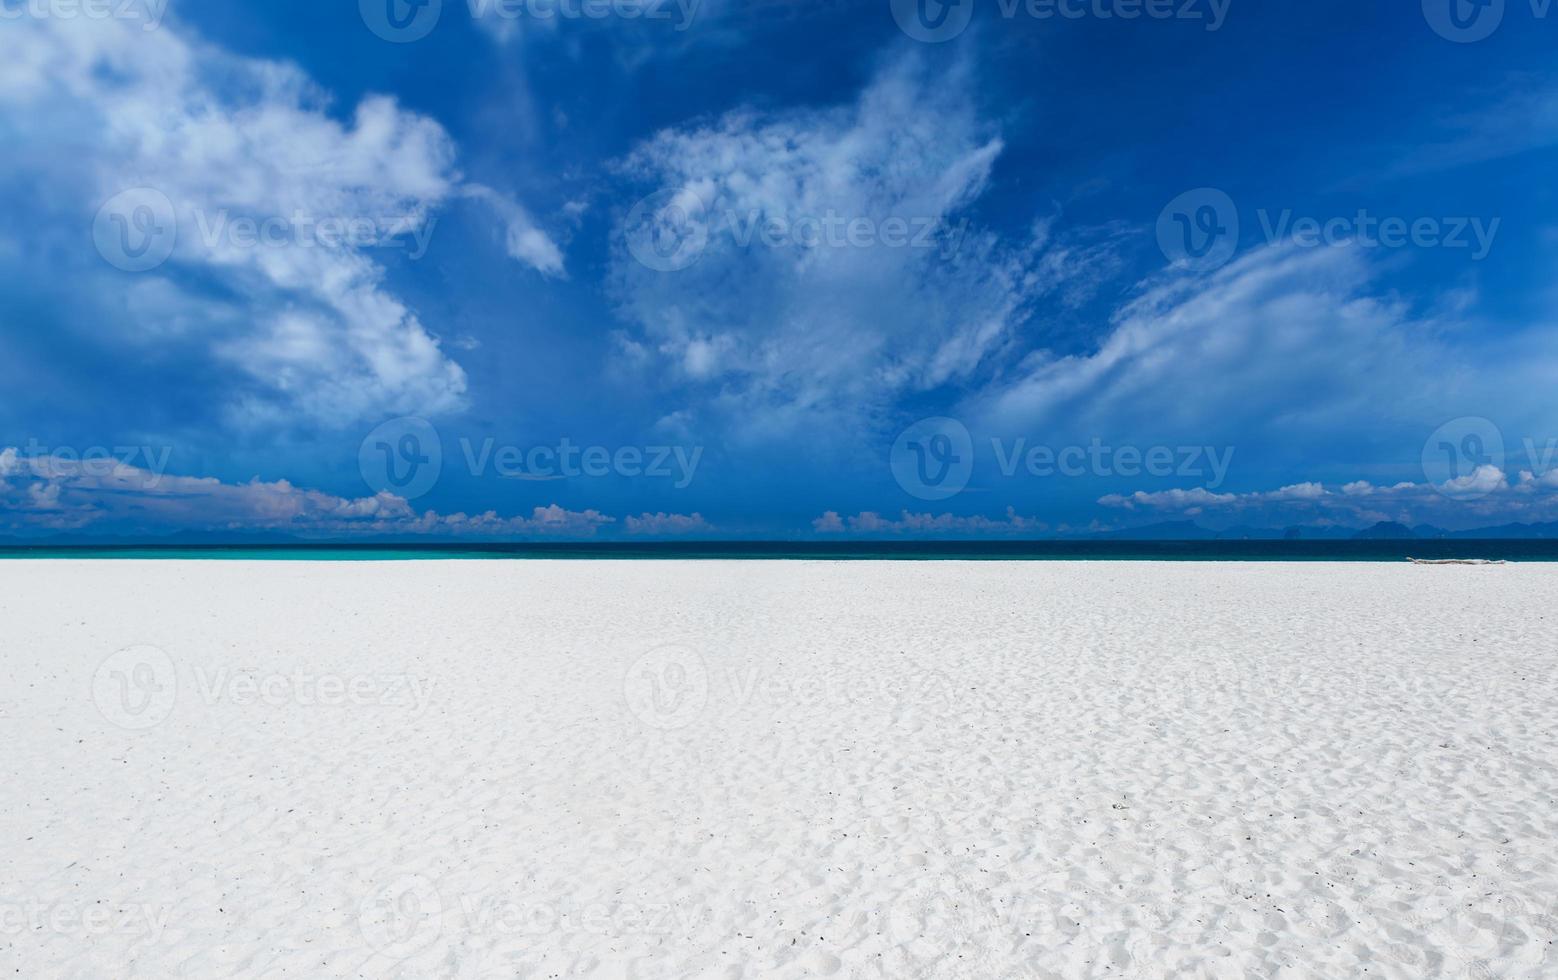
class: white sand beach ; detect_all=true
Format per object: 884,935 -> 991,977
2,559 -> 1556,979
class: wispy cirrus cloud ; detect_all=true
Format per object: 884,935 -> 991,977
608,52 -> 1060,443
968,239 -> 1558,483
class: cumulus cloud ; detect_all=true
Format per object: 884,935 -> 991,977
623,512 -> 714,535
1097,487 -> 1238,514
811,507 -> 1045,535
0,15 -> 561,429
1099,482 -> 1329,512
0,448 -> 612,537
1099,466 -> 1558,529
812,511 -> 846,533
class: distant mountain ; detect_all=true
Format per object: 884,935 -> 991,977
1446,521 -> 1558,540
1209,525 -> 1286,540
1353,521 -> 1417,540
1094,521 -> 1217,541
1280,525 -> 1356,541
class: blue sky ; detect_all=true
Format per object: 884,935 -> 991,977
2,0 -> 1557,539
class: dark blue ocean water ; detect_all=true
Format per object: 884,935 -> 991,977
3,541 -> 1557,561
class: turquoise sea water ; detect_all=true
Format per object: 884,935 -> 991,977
3,541 -> 1558,561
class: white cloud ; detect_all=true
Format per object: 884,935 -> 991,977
1267,482 -> 1328,501
0,449 -> 612,537
1521,467 -> 1558,491
978,243 -> 1426,441
0,15 -> 561,428
462,185 -> 566,277
624,512 -> 714,535
1099,466 -> 1558,529
1098,487 -> 1238,512
812,511 -> 845,533
609,52 -> 1058,442
968,237 -> 1558,496
812,507 -> 1044,535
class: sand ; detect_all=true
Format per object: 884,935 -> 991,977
2,559 -> 1555,979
